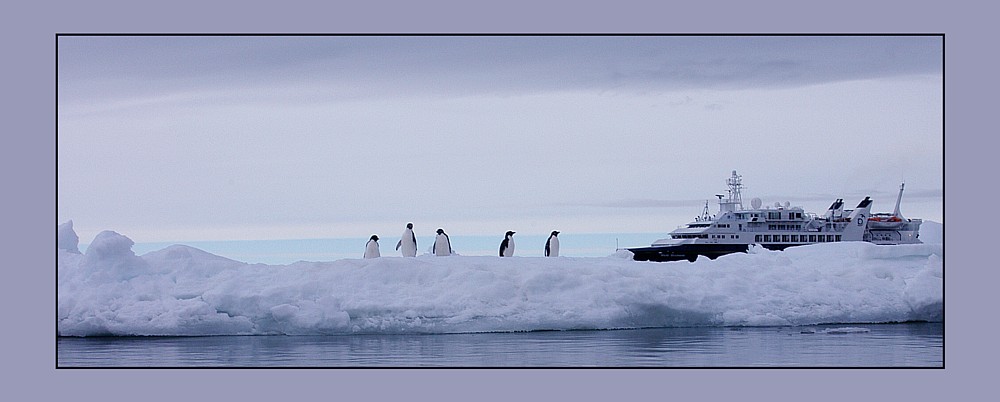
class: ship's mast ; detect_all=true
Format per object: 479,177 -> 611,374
893,182 -> 905,219
718,170 -> 744,214
698,199 -> 714,222
728,170 -> 743,206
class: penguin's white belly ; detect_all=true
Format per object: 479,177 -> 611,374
400,229 -> 417,257
548,237 -> 559,257
364,241 -> 380,258
503,240 -> 515,257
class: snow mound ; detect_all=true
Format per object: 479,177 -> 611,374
58,220 -> 81,254
919,221 -> 943,244
57,225 -> 944,337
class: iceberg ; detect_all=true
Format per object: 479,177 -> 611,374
57,224 -> 943,337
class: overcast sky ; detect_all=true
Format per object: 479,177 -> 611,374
57,35 -> 943,243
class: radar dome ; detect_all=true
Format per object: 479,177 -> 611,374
774,202 -> 782,208
784,201 -> 791,208
751,197 -> 762,209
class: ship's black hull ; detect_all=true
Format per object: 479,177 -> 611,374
628,243 -> 798,262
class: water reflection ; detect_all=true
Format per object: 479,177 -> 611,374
58,323 -> 942,367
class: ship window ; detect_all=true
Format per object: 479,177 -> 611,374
809,235 -> 817,242
827,235 -> 835,242
818,235 -> 825,242
755,235 -> 762,242
836,235 -> 842,242
791,235 -> 799,242
782,235 -> 790,242
764,235 -> 771,242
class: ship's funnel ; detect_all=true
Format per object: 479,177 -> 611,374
843,196 -> 874,241
823,198 -> 845,219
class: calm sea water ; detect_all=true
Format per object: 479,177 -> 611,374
57,322 -> 942,367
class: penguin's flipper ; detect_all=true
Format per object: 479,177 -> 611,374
396,239 -> 402,250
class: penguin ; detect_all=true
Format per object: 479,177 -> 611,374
545,231 -> 560,257
433,228 -> 452,256
364,235 -> 380,259
395,222 -> 417,257
499,231 -> 515,257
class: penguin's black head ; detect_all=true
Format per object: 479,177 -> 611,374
506,231 -> 515,237
551,231 -> 560,237
437,228 -> 444,234
406,222 -> 413,229
370,235 -> 379,241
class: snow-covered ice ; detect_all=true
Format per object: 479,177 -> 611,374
58,220 -> 81,254
57,223 -> 943,337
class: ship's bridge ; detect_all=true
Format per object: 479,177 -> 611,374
732,207 -> 808,222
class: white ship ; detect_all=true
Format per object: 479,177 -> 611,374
628,171 -> 923,262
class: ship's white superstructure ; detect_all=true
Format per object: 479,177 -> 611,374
629,171 -> 923,262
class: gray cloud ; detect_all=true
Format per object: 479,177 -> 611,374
59,36 -> 942,106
